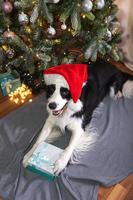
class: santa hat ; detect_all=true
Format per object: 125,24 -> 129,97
43,64 -> 88,103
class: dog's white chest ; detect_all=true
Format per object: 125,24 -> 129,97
55,109 -> 73,132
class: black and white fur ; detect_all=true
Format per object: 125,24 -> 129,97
23,59 -> 133,175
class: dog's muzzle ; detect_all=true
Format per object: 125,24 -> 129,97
48,102 -> 68,116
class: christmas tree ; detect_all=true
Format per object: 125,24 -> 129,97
0,0 -> 123,93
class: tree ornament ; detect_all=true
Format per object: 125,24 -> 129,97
2,0 -> 13,14
1,44 -> 9,52
96,0 -> 105,10
18,12 -> 29,25
24,25 -> 32,34
82,0 -> 93,12
30,6 -> 39,24
3,27 -> 15,38
61,23 -> 67,30
47,25 -> 56,36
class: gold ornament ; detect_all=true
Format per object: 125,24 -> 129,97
1,44 -> 8,52
1,44 -> 15,58
37,18 -> 43,27
3,27 -> 15,38
24,25 -> 32,34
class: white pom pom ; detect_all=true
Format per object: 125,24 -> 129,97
47,26 -> 56,35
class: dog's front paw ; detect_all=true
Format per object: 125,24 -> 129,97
54,157 -> 68,175
114,91 -> 123,100
53,152 -> 70,175
110,87 -> 123,100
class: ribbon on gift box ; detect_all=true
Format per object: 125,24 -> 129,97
31,152 -> 51,165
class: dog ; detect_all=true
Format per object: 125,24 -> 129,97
23,59 -> 133,175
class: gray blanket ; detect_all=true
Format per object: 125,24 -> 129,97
0,93 -> 133,200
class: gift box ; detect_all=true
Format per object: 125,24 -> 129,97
26,142 -> 63,180
0,71 -> 21,96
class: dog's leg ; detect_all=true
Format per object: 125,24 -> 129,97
53,120 -> 83,175
23,116 -> 54,167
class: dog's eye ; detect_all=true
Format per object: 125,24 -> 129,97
60,87 -> 71,99
45,84 -> 55,98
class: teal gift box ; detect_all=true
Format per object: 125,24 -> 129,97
26,142 -> 63,180
0,71 -> 21,96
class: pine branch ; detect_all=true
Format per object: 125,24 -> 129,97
40,0 -> 53,24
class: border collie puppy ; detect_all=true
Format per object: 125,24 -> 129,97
23,59 -> 133,175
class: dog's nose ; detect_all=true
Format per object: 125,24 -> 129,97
48,102 -> 57,110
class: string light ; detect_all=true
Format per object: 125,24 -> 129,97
71,30 -> 76,36
29,99 -> 33,102
9,84 -> 32,104
54,39 -> 61,44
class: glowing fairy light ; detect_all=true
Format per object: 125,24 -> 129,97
9,84 -> 32,104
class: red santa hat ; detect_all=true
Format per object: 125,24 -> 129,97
43,64 -> 88,103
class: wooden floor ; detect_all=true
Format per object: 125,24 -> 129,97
98,173 -> 133,200
0,61 -> 133,199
